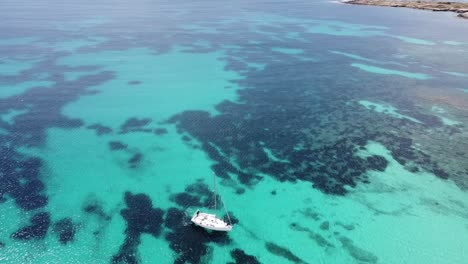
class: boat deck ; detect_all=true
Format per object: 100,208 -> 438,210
191,211 -> 233,232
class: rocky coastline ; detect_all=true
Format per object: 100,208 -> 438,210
343,0 -> 468,19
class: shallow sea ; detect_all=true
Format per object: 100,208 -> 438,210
1,0 -> 468,263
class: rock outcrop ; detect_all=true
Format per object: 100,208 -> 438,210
344,0 -> 468,19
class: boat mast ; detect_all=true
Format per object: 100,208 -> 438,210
213,173 -> 217,211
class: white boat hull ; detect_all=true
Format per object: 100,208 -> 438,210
191,210 -> 233,232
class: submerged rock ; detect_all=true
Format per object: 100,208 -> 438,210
320,221 -> 330,230
170,180 -> 212,208
265,242 -> 308,264
120,117 -> 152,134
230,248 -> 260,264
153,128 -> 168,135
53,218 -> 76,245
82,198 -> 111,221
366,155 -> 388,171
128,80 -> 141,85
339,236 -> 378,263
112,192 -> 164,264
87,123 -> 113,135
128,152 -> 143,168
109,141 -> 128,151
11,212 -> 51,241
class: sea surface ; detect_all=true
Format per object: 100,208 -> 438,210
1,0 -> 468,263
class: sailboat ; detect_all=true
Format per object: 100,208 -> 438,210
190,174 -> 233,232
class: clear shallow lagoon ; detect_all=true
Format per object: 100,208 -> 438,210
1,0 -> 468,263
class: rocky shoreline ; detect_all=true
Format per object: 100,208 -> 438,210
343,0 -> 468,19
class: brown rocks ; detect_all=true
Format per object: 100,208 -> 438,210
344,0 -> 468,19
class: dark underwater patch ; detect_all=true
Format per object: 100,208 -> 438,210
112,192 -> 164,264
0,149 -> 48,211
128,80 -> 141,85
181,135 -> 191,142
169,111 -> 376,195
1,71 -> 113,147
366,155 -> 388,172
335,222 -> 355,231
52,217 -> 76,244
290,223 -> 334,249
82,197 -> 111,221
128,152 -> 143,169
320,221 -> 330,230
87,123 -> 113,135
265,242 -> 307,264
339,236 -> 378,263
229,248 -> 260,264
11,212 -> 50,241
299,208 -> 321,221
153,128 -> 168,135
222,211 -> 239,225
120,117 -> 152,134
0,70 -> 115,218
109,141 -> 128,151
164,207 -> 230,264
170,180 -> 213,208
166,48 -> 467,194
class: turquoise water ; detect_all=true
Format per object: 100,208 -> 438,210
1,0 -> 468,263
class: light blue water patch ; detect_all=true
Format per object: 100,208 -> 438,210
240,12 -> 387,38
443,41 -> 465,46
271,47 -> 303,55
1,109 -> 28,124
441,71 -> 468,77
260,141 -> 289,163
48,37 -> 107,52
247,39 -> 261,45
239,12 -> 434,47
58,47 -> 242,126
358,100 -> 422,123
306,23 -> 384,37
331,51 -> 407,67
351,63 -> 430,80
353,141 -> 468,264
431,105 -> 446,114
286,32 -> 301,40
330,50 -> 377,63
248,62 -> 266,70
0,80 -> 53,98
438,116 -> 461,126
250,27 -> 282,41
431,106 -> 460,126
0,37 -> 38,46
0,59 -> 39,76
192,40 -> 212,48
297,56 -> 317,62
179,24 -> 219,34
63,70 -> 102,81
393,54 -> 409,59
390,35 -> 435,45
461,88 -> 468,93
